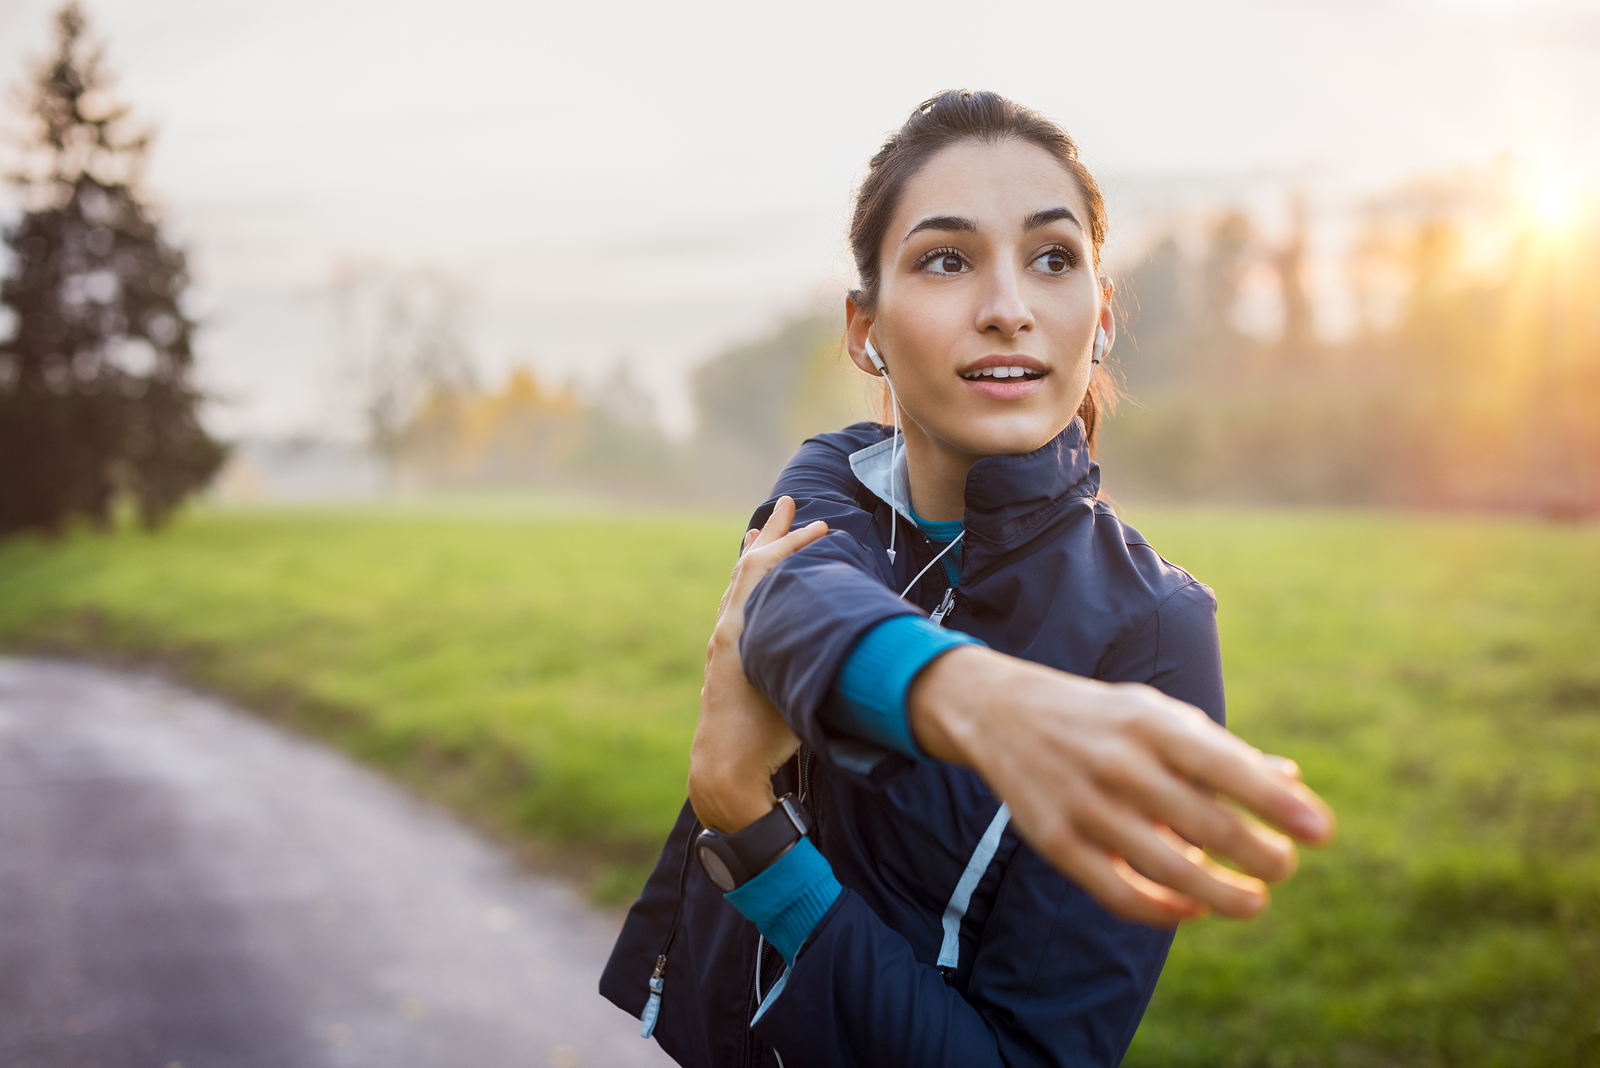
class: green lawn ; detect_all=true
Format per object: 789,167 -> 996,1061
0,503 -> 1595,1066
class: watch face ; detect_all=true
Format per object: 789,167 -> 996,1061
697,843 -> 736,892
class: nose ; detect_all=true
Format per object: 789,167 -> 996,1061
975,260 -> 1033,339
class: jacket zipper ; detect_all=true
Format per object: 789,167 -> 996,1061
800,745 -> 815,806
742,937 -> 780,1068
640,816 -> 700,1039
929,586 -> 957,626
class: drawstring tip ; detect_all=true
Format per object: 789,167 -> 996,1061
640,975 -> 664,1038
885,548 -> 896,564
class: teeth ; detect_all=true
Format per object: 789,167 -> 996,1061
964,366 -> 1035,379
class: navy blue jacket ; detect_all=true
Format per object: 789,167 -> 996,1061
602,420 -> 1225,1067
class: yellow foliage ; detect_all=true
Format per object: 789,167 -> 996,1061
401,366 -> 584,486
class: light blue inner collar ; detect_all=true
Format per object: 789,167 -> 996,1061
849,437 -> 966,540
848,436 -> 916,525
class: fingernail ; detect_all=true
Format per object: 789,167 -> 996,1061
1294,807 -> 1329,841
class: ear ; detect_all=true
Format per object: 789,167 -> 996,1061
844,297 -> 883,377
1097,276 -> 1116,354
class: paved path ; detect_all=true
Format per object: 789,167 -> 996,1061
0,657 -> 676,1068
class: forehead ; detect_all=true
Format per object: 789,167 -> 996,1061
890,138 -> 1089,240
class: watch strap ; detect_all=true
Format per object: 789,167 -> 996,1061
698,794 -> 810,890
727,794 -> 809,877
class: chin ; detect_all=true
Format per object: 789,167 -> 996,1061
944,417 -> 1067,459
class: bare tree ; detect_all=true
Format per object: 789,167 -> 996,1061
1272,197 -> 1316,363
332,263 -> 476,486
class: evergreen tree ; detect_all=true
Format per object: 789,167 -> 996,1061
0,4 -> 223,536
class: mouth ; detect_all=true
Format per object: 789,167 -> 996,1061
958,355 -> 1049,398
959,365 -> 1047,382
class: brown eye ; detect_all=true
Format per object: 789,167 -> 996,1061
942,254 -> 962,273
1037,251 -> 1069,273
923,249 -> 967,275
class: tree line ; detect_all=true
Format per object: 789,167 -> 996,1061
1104,170 -> 1600,515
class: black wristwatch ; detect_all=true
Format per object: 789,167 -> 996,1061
695,794 -> 811,892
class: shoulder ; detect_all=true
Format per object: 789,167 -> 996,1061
796,422 -> 893,462
1083,506 -> 1223,711
766,423 -> 894,510
1084,502 -> 1214,615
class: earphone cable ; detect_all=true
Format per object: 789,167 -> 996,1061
899,530 -> 965,600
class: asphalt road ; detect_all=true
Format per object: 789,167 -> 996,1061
0,657 -> 676,1068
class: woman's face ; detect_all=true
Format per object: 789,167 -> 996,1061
847,138 -> 1112,461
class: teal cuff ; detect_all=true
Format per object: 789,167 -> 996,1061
833,616 -> 985,760
724,837 -> 841,965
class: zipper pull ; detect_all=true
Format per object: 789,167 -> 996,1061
640,954 -> 667,1038
929,587 -> 957,626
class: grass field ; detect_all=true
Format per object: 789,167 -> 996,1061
0,503 -> 1595,1066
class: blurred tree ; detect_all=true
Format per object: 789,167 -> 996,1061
1198,211 -> 1252,347
691,316 -> 868,501
1271,198 -> 1316,363
0,3 -> 223,535
333,263 -> 476,486
1115,234 -> 1191,392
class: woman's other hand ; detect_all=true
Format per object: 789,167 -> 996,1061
910,649 -> 1336,928
688,496 -> 828,833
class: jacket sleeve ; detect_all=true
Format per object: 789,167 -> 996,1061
750,850 -> 1171,1068
741,433 -> 932,774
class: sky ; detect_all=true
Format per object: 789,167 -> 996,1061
1,0 -> 1597,437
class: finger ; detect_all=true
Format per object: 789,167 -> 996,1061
1074,796 -> 1270,918
1025,813 -> 1204,926
739,520 -> 829,583
1263,754 -> 1302,781
1101,748 -> 1300,882
742,528 -> 759,553
1067,840 -> 1208,927
718,519 -> 830,633
751,496 -> 797,551
1147,705 -> 1335,845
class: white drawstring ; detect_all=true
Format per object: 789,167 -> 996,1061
900,530 -> 964,599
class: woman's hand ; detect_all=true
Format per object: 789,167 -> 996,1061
910,648 -> 1336,927
687,496 -> 828,833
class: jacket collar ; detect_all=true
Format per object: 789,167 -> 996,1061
848,436 -> 916,526
848,418 -> 1100,569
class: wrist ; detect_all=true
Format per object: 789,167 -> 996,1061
687,763 -> 777,833
907,644 -> 998,765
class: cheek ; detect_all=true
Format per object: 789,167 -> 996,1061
876,291 -> 966,380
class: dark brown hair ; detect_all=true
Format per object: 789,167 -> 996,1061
848,89 -> 1117,449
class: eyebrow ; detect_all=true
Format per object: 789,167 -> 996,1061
903,215 -> 977,242
903,207 -> 1082,244
1025,206 -> 1082,232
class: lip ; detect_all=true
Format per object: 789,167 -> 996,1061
958,354 -> 1049,400
959,354 -> 1048,375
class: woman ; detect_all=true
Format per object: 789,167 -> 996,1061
602,90 -> 1333,1067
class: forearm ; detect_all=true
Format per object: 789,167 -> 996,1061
908,645 -> 1068,766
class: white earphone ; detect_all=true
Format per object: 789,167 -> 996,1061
864,338 -> 900,564
1092,325 -> 1107,368
865,338 -> 888,376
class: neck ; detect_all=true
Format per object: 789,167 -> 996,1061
900,416 -> 977,522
